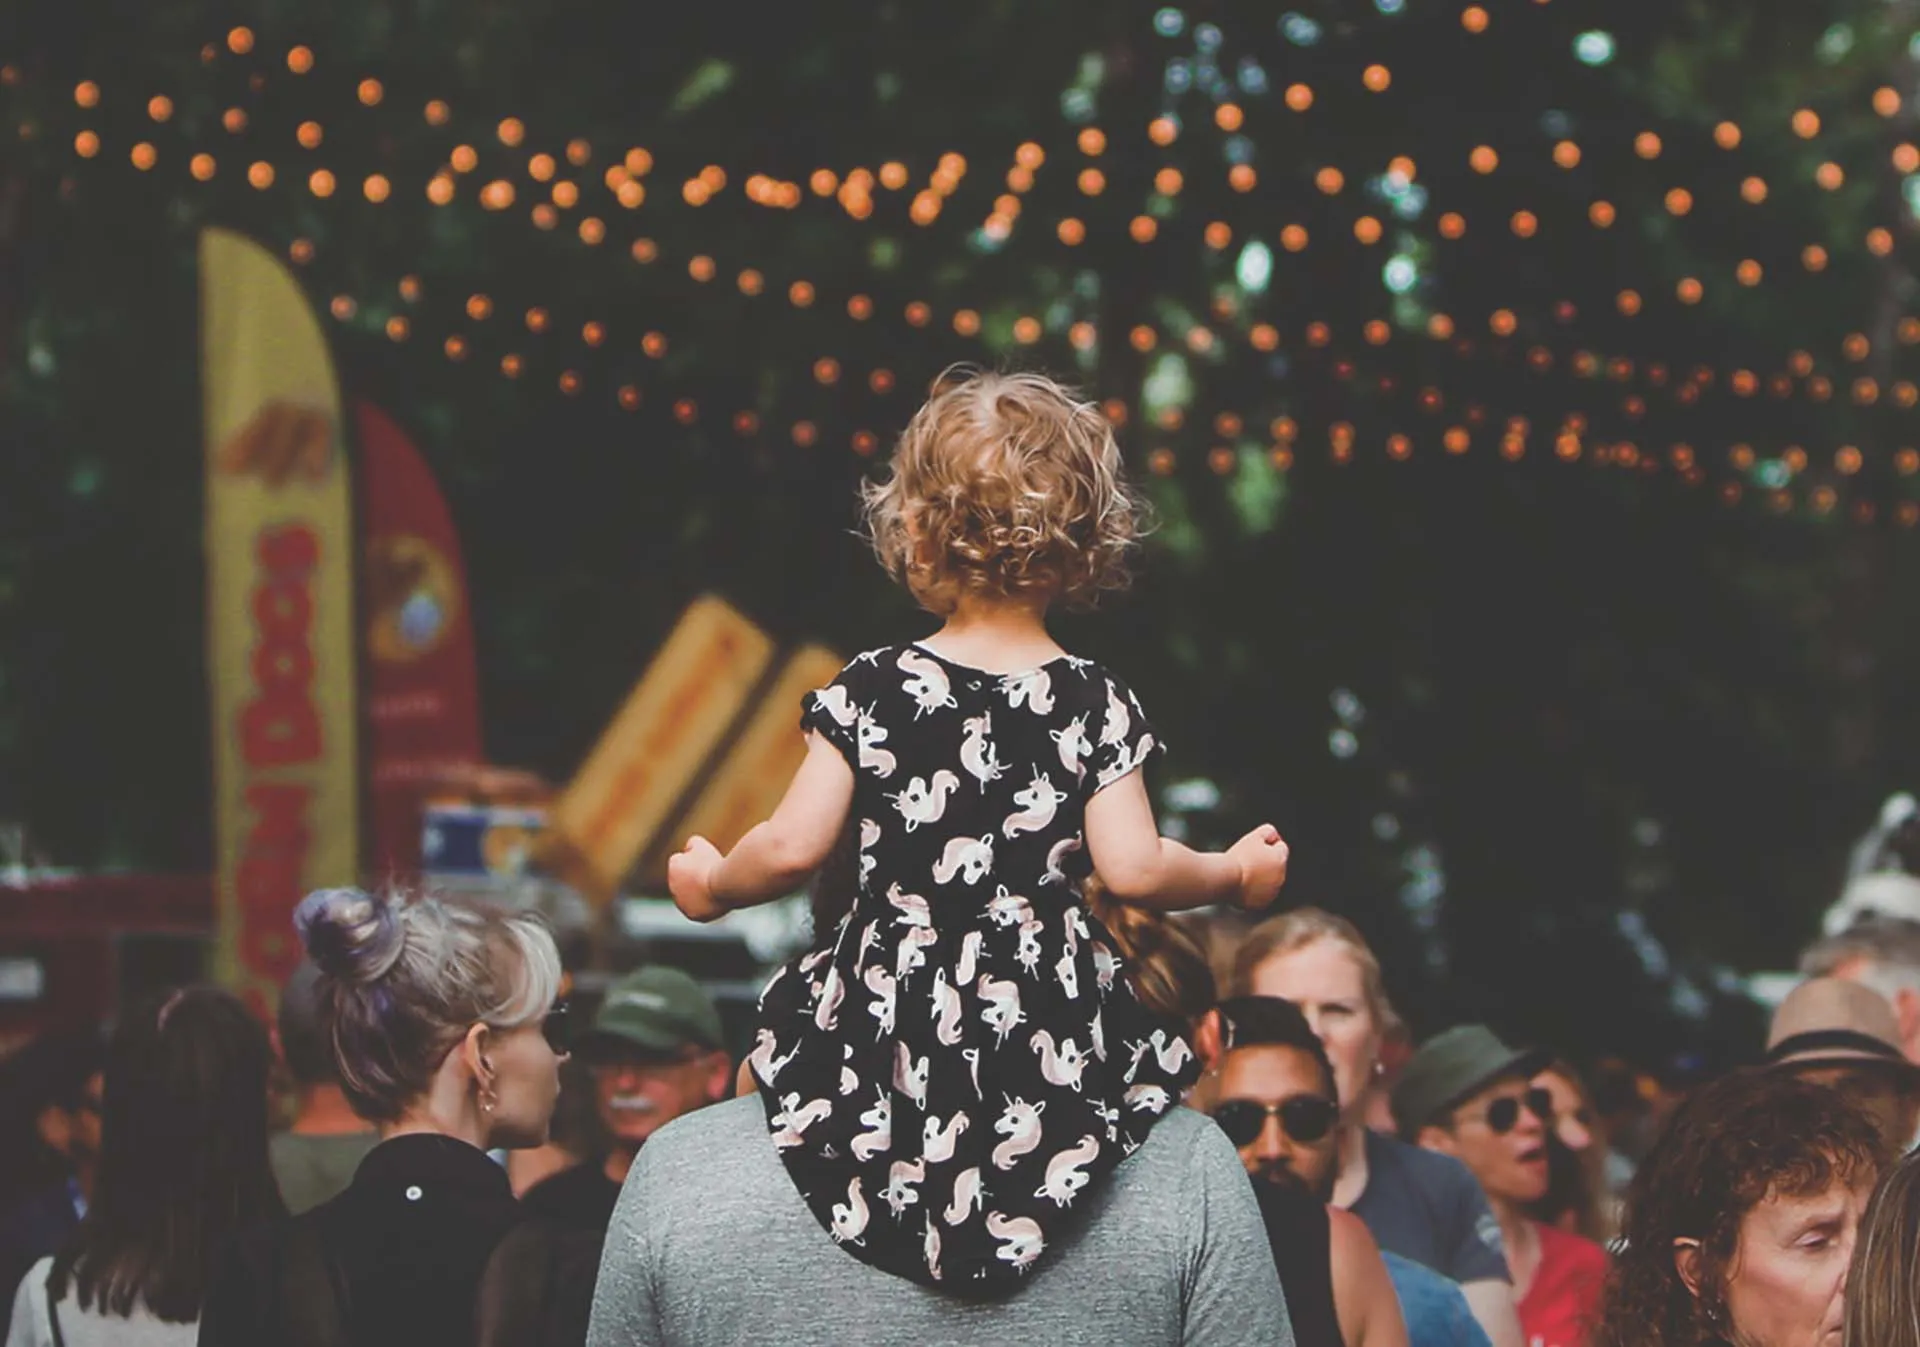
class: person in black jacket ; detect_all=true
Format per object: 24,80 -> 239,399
199,886 -> 569,1347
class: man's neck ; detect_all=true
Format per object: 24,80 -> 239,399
604,1145 -> 639,1187
1491,1193 -> 1541,1298
1330,1123 -> 1370,1209
292,1083 -> 372,1136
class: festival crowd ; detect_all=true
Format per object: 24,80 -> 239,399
6,369 -> 1920,1347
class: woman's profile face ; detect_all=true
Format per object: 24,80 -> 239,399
1712,1175 -> 1872,1347
1247,938 -> 1381,1119
486,1018 -> 566,1149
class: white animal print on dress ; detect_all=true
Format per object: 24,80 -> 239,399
923,1217 -> 942,1281
852,1091 -> 892,1162
747,1028 -> 799,1086
930,967 -> 965,1046
1015,919 -> 1045,976
897,649 -> 959,718
812,684 -> 859,729
962,1047 -> 984,1100
992,1096 -> 1048,1170
922,1111 -> 970,1164
863,964 -> 897,1037
889,771 -> 961,831
1050,714 -> 1093,781
1035,1134 -> 1101,1208
1097,733 -> 1157,790
1000,668 -> 1056,716
955,928 -> 986,985
881,1156 -> 925,1218
887,883 -> 932,928
1124,1083 -> 1172,1114
830,1177 -> 871,1245
1099,680 -> 1132,748
855,920 -> 883,966
1142,1028 -> 1193,1075
895,925 -> 940,982
976,974 -> 1026,1045
1040,836 -> 1083,887
894,1041 -> 930,1110
1002,770 -> 1068,839
1054,948 -> 1080,1000
944,1166 -> 987,1225
812,965 -> 845,1032
771,1093 -> 834,1149
1031,1030 -> 1089,1091
986,1211 -> 1045,1271
857,715 -> 897,779
1091,941 -> 1120,993
932,834 -> 994,886
985,885 -> 1035,929
840,1064 -> 859,1096
1063,907 -> 1090,952
859,818 -> 881,885
1088,1011 -> 1106,1063
960,712 -> 1007,790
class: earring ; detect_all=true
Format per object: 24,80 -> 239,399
481,1084 -> 498,1114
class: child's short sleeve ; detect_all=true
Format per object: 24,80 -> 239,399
1089,673 -> 1162,795
799,653 -> 872,769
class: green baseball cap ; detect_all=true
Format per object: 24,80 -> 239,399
1391,1024 -> 1550,1139
578,966 -> 724,1057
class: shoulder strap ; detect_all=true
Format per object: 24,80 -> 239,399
44,1272 -> 67,1347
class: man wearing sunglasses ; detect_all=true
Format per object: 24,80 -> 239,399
1395,1026 -> 1609,1347
1208,997 -> 1489,1347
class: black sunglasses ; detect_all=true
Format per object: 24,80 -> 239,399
542,1002 -> 572,1054
1214,1095 -> 1339,1149
1461,1086 -> 1554,1135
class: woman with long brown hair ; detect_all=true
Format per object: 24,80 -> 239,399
1844,1147 -> 1920,1347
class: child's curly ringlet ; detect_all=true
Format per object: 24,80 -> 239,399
862,367 -> 1145,613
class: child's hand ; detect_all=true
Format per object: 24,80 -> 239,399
1228,824 -> 1289,912
668,836 -> 727,923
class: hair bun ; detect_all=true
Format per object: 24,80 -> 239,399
294,887 -> 406,984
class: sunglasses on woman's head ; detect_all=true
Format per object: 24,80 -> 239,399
1460,1086 -> 1554,1135
1213,1095 -> 1339,1149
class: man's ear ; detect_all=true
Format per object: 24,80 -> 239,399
35,1104 -> 70,1156
704,1051 -> 733,1104
1192,1010 -> 1225,1071
1417,1123 -> 1457,1156
1673,1238 -> 1704,1299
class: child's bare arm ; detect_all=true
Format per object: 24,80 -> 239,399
668,732 -> 855,921
1084,771 -> 1288,912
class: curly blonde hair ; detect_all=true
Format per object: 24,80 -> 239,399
862,366 -> 1144,614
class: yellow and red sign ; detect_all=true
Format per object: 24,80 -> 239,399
200,228 -> 358,1012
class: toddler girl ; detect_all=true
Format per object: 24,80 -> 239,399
669,368 -> 1288,1289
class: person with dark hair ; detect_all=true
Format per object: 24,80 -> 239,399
199,886 -> 568,1347
1204,995 -> 1484,1347
0,1030 -> 105,1310
1592,1069 -> 1884,1347
5,988 -> 283,1346
1395,1027 -> 1608,1347
272,963 -> 379,1215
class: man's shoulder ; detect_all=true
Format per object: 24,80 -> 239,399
1368,1131 -> 1480,1193
628,1097 -> 769,1199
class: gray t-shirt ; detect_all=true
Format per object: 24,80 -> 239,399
587,1097 -> 1293,1347
269,1129 -> 379,1216
1350,1132 -> 1510,1286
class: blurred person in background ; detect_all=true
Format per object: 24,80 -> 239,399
0,1031 -> 104,1309
1764,977 -> 1920,1157
272,963 -> 380,1215
1528,1061 -> 1619,1245
1207,993 -> 1489,1347
518,966 -> 729,1230
1593,1069 -> 1883,1347
1842,1145 -> 1920,1347
5,988 -> 282,1347
1230,908 -> 1524,1347
1395,1027 -> 1608,1347
199,886 -> 567,1347
1800,916 -> 1920,1066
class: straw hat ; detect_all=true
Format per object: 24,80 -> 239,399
1765,977 -> 1918,1075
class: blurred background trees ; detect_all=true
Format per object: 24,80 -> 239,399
8,0 -> 1920,1059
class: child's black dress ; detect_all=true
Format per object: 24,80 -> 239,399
750,643 -> 1202,1290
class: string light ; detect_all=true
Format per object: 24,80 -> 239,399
309,168 -> 335,196
1553,141 -> 1581,168
289,239 -> 315,265
1282,224 -> 1310,251
1875,87 -> 1902,118
1316,167 -> 1345,194
298,121 -> 323,149
567,138 -> 591,166
1149,116 -> 1178,146
1665,188 -> 1692,215
1285,84 -> 1314,111
1214,105 -> 1242,133
74,131 -> 99,158
1634,132 -> 1662,159
1714,121 -> 1741,149
358,78 -> 383,106
479,180 -> 514,209
223,107 -> 247,133
1470,145 -> 1498,173
1362,64 -> 1391,92
330,296 -> 356,321
427,174 -> 455,204
385,316 -> 408,341
363,173 -> 390,202
1815,162 -> 1844,190
498,118 -> 525,147
227,27 -> 254,54
789,281 -> 815,307
1792,108 -> 1820,138
451,145 -> 478,173
425,100 -> 451,126
1510,211 -> 1537,238
1462,6 -> 1489,32
147,95 -> 173,122
1740,176 -> 1767,203
287,46 -> 314,74
190,153 -> 215,181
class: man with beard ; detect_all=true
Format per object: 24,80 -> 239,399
1207,996 -> 1489,1347
1395,1028 -> 1607,1347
